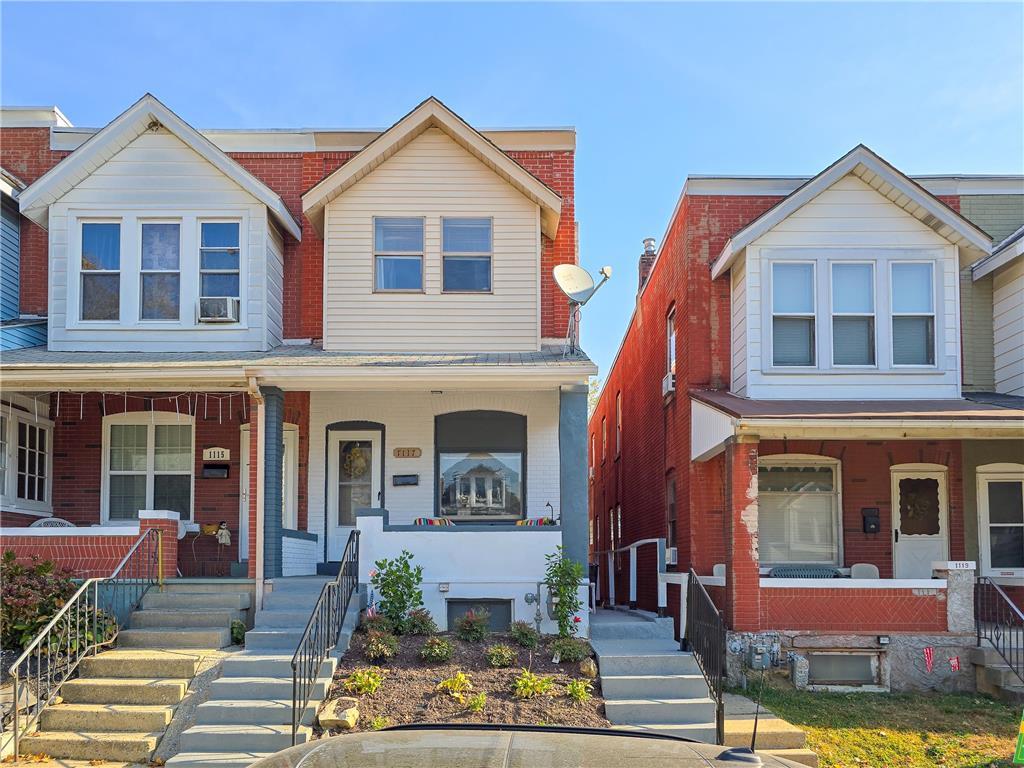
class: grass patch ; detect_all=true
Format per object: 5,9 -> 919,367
735,678 -> 1019,768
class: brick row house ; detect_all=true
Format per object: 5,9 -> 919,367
0,95 -> 593,635
589,146 -> 1024,691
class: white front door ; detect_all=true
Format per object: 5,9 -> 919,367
891,465 -> 949,578
327,431 -> 381,561
239,424 -> 299,563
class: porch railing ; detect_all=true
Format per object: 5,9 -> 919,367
976,576 -> 1024,685
291,529 -> 359,745
595,538 -> 668,616
5,527 -> 163,758
683,567 -> 726,746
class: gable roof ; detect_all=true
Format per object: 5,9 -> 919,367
17,94 -> 302,240
973,223 -> 1024,279
710,144 -> 993,279
301,97 -> 562,238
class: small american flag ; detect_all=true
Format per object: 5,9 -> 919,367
366,603 -> 378,619
949,656 -> 960,672
923,646 -> 935,673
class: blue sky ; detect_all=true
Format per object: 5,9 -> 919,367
3,2 -> 1022,375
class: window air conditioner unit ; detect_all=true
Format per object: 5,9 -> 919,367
661,372 -> 675,397
665,547 -> 678,566
198,297 -> 240,323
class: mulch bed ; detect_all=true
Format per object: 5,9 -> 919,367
318,632 -> 609,736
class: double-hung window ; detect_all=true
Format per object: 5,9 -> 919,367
771,263 -> 816,366
374,217 -> 424,292
831,263 -> 875,366
442,218 -> 492,292
0,408 -> 52,512
81,222 -> 121,321
17,421 -> 48,504
615,392 -> 622,457
140,222 -> 181,320
979,465 -> 1024,577
758,457 -> 840,565
601,417 -> 607,462
104,414 -> 193,521
890,262 -> 935,366
666,309 -> 676,377
200,222 -> 241,302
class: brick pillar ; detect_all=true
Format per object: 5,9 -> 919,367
138,510 -> 179,581
725,435 -> 760,631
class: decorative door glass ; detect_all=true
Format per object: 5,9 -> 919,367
338,440 -> 372,526
898,477 -> 940,535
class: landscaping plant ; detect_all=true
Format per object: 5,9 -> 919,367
419,635 -> 454,663
363,629 -> 398,662
484,643 -> 517,668
509,620 -> 540,649
512,668 -> 555,699
465,692 -> 487,713
230,619 -> 246,645
1,551 -> 79,650
368,715 -> 390,731
454,606 -> 490,642
369,550 -> 424,634
405,607 -> 438,636
543,546 -> 584,637
360,613 -> 394,635
565,678 -> 593,705
436,671 -> 474,703
550,637 -> 591,664
343,667 -> 386,695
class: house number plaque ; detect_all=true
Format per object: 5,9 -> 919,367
203,447 -> 231,461
393,447 -> 422,459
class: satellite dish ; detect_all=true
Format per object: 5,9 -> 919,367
552,264 -> 612,355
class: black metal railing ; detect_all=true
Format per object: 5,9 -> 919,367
976,576 -> 1024,685
291,530 -> 359,745
5,527 -> 163,757
683,568 -> 726,745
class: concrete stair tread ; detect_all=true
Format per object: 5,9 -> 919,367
760,748 -> 818,767
602,673 -> 705,681
166,751 -> 271,768
63,677 -> 189,688
591,638 -> 688,655
613,722 -> 717,734
40,702 -> 174,732
118,626 -> 231,649
183,723 -> 306,736
607,696 -> 715,706
80,649 -> 202,678
23,730 -> 162,761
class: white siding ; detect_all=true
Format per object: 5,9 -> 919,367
266,223 -> 285,348
993,258 -> 1024,395
740,174 -> 961,399
323,128 -> 541,352
307,389 -> 560,541
282,535 -> 318,576
48,129 -> 275,352
730,257 -> 748,395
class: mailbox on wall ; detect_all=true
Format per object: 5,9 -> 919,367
861,507 -> 880,534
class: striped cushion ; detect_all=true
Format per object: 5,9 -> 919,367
515,517 -> 557,527
412,517 -> 455,527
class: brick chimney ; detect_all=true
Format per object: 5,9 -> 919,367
638,237 -> 657,294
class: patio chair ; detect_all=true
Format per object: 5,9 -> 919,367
849,563 -> 880,579
28,517 -> 75,527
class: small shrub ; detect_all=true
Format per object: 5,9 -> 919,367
405,607 -> 438,636
465,692 -> 487,713
484,643 -> 517,668
368,715 -> 390,731
550,637 -> 591,664
230,619 -> 246,646
370,550 -> 424,633
363,629 -> 398,662
344,667 -> 386,695
565,678 -> 593,705
436,671 -> 473,703
512,668 -> 555,699
419,635 -> 454,663
509,620 -> 540,649
0,551 -> 79,650
544,545 -> 584,637
360,613 -> 394,635
454,606 -> 490,642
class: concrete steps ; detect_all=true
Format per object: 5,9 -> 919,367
79,649 -> 202,678
180,723 -> 311,752
195,698 -> 315,725
725,716 -> 817,767
21,730 -> 162,762
601,673 -> 709,699
972,645 -> 1024,703
61,677 -> 189,705
118,626 -> 232,648
130,608 -> 244,628
209,675 -> 330,701
40,703 -> 174,732
604,696 -> 717,725
143,591 -> 250,611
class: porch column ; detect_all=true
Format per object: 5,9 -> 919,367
262,386 -> 285,580
725,435 -> 760,631
559,384 -> 589,568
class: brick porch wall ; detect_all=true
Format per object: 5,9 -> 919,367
761,587 -> 948,633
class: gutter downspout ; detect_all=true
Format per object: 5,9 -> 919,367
247,376 -> 266,610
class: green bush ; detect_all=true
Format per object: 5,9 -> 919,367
484,643 -> 517,668
544,546 -> 584,637
368,715 -> 390,730
405,607 -> 438,636
454,606 -> 490,642
363,629 -> 398,662
550,637 -> 591,664
565,678 -> 593,705
230,619 -> 246,645
419,635 -> 454,663
370,550 -> 424,634
344,667 -> 386,695
436,671 -> 473,703
360,613 -> 394,635
509,620 -> 540,649
466,692 -> 487,713
0,551 -> 79,650
512,668 -> 555,699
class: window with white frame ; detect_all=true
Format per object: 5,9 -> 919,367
81,222 -> 121,321
200,222 -> 241,302
831,263 -> 875,366
890,262 -> 935,366
979,464 -> 1024,577
601,417 -> 607,462
666,308 -> 676,376
615,392 -> 622,457
103,413 -> 194,521
442,218 -> 492,292
140,222 -> 181,320
16,422 -> 48,504
666,472 -> 677,549
771,262 -> 816,366
758,457 -> 840,565
590,432 -> 595,474
0,408 -> 52,512
0,414 -> 7,498
374,217 -> 424,292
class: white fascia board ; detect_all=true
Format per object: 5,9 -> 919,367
685,174 -> 1024,197
0,106 -> 73,128
735,417 -> 1024,440
0,367 -> 250,390
973,226 -> 1024,279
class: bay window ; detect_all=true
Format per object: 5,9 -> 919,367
771,262 -> 816,366
758,457 -> 840,566
81,222 -> 121,321
374,217 -> 424,292
442,218 -> 492,292
890,262 -> 935,366
979,464 -> 1024,577
831,263 -> 875,366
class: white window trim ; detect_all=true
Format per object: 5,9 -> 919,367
666,307 -> 677,376
888,260 -> 938,369
441,216 -> 494,294
615,391 -> 622,458
372,216 -> 425,294
977,463 -> 1024,579
829,261 -> 876,369
66,208 -> 249,331
282,424 -> 299,531
0,402 -> 54,514
757,454 -> 843,568
769,260 -> 817,369
78,218 -> 123,324
198,218 -> 243,311
139,219 -> 182,323
601,416 -> 607,463
100,411 -> 195,523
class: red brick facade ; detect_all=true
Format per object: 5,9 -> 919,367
761,586 -> 947,633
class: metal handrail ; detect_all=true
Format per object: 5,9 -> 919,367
683,567 -> 726,745
291,529 -> 359,745
5,526 -> 163,757
594,538 -> 668,615
976,576 -> 1024,685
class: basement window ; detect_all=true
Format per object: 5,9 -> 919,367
807,652 -> 878,687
